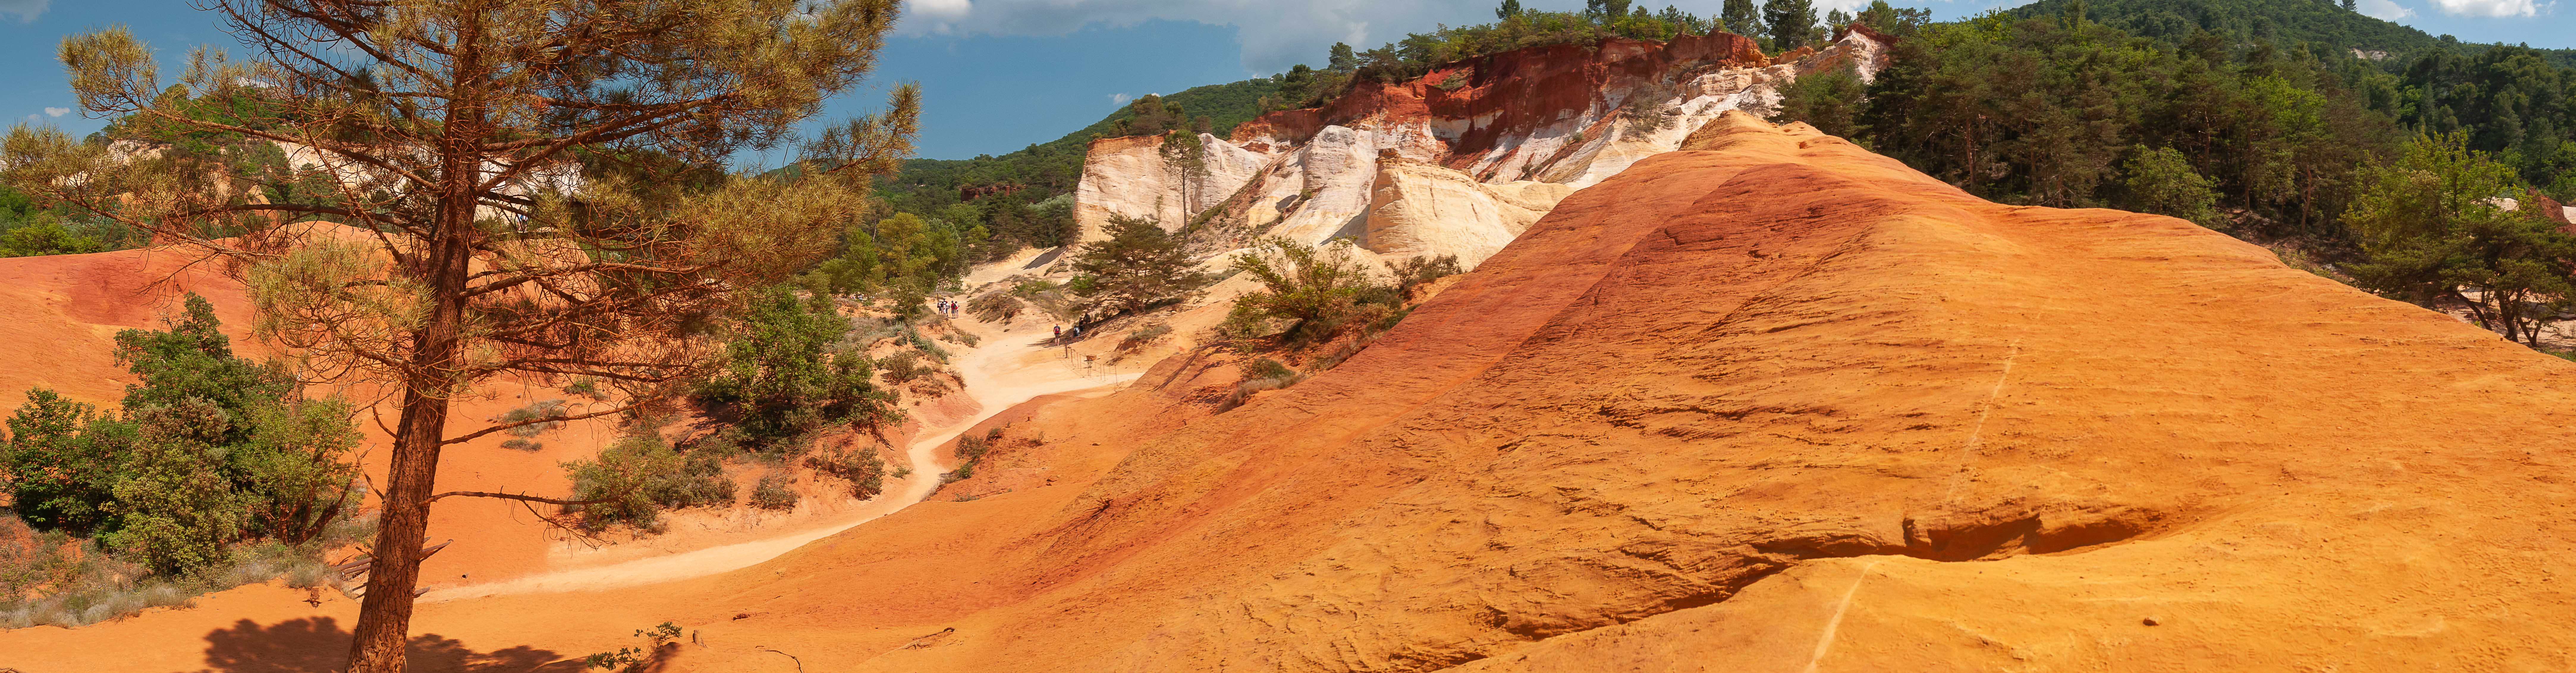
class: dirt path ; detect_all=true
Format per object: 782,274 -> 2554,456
422,313 -> 1140,601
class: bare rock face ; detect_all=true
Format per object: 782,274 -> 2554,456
1072,133 -> 1273,241
1071,30 -> 1891,256
1364,159 -> 1570,269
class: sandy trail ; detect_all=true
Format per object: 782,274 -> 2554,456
424,313 -> 1139,601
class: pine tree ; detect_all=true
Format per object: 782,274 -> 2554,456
1764,0 -> 1819,49
1497,0 -> 1524,20
1723,0 -> 1763,37
6,2 -> 919,670
1329,43 -> 1360,72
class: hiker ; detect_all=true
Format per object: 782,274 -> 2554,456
1052,325 -> 1062,338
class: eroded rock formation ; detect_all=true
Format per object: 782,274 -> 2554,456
1072,30 -> 1889,269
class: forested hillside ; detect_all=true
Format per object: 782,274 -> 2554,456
2008,0 -> 2576,67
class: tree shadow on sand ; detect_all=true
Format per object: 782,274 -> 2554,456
187,617 -> 586,673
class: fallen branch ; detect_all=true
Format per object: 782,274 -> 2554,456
758,647 -> 804,672
429,489 -> 616,506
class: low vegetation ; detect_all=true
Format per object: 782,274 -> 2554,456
0,294 -> 364,622
1215,239 -> 1462,409
560,433 -> 736,531
804,443 -> 889,500
584,622 -> 683,672
694,287 -> 900,454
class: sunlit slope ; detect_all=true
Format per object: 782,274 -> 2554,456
658,109 -> 2576,670
12,109 -> 2576,672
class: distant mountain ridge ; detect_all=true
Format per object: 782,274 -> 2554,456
2007,0 -> 2576,67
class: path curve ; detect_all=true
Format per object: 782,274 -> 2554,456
424,317 -> 1138,601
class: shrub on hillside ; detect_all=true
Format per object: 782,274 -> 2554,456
1,294 -> 361,576
747,474 -> 800,511
966,291 -> 1024,322
562,434 -> 736,530
1230,237 -> 1403,344
499,399 -> 569,438
2121,146 -> 2222,227
803,444 -> 887,500
695,286 -> 900,454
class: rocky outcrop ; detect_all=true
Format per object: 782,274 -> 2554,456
1071,30 -> 1890,268
1364,159 -> 1570,269
1071,133 -> 1270,240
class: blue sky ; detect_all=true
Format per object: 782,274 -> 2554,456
4,0 -> 2569,161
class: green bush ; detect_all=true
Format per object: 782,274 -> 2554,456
499,399 -> 570,438
1230,237 -> 1393,344
747,474 -> 800,511
2122,146 -> 2221,227
0,214 -> 107,257
694,286 -> 900,453
1,294 -> 360,576
1767,61 -> 1867,139
803,444 -> 887,500
562,378 -> 609,401
562,434 -> 737,530
2,511 -> 370,628
878,350 -> 928,384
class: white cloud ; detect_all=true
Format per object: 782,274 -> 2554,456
899,0 -> 1468,72
2358,0 -> 2418,18
0,0 -> 47,22
2427,0 -> 2538,16
43,107 -> 68,117
1109,92 -> 1133,104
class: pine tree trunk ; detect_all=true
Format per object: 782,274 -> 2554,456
343,375 -> 454,671
350,12 -> 486,666
346,206 -> 475,671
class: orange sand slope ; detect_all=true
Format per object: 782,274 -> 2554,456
0,246 -> 254,411
15,110 -> 2576,671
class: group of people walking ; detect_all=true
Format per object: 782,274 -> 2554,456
933,298 -> 960,317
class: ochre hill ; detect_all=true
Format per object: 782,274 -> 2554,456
693,110 -> 2576,670
14,111 -> 2576,672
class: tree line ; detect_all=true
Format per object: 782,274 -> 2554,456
1769,2 -> 2575,346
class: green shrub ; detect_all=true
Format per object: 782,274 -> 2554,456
1,511 -> 369,628
694,286 -> 900,453
747,474 -> 800,511
2122,145 -> 2221,227
1119,324 -> 1174,351
585,622 -> 683,672
1244,358 -> 1294,381
954,434 -> 991,462
1,294 -> 360,577
499,399 -> 570,438
1392,254 -> 1463,297
562,434 -> 737,530
1766,61 -> 1867,139
561,378 -> 609,401
878,350 -> 928,384
1230,237 -> 1393,345
0,213 -> 107,257
1071,216 -> 1203,316
803,444 -> 887,500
